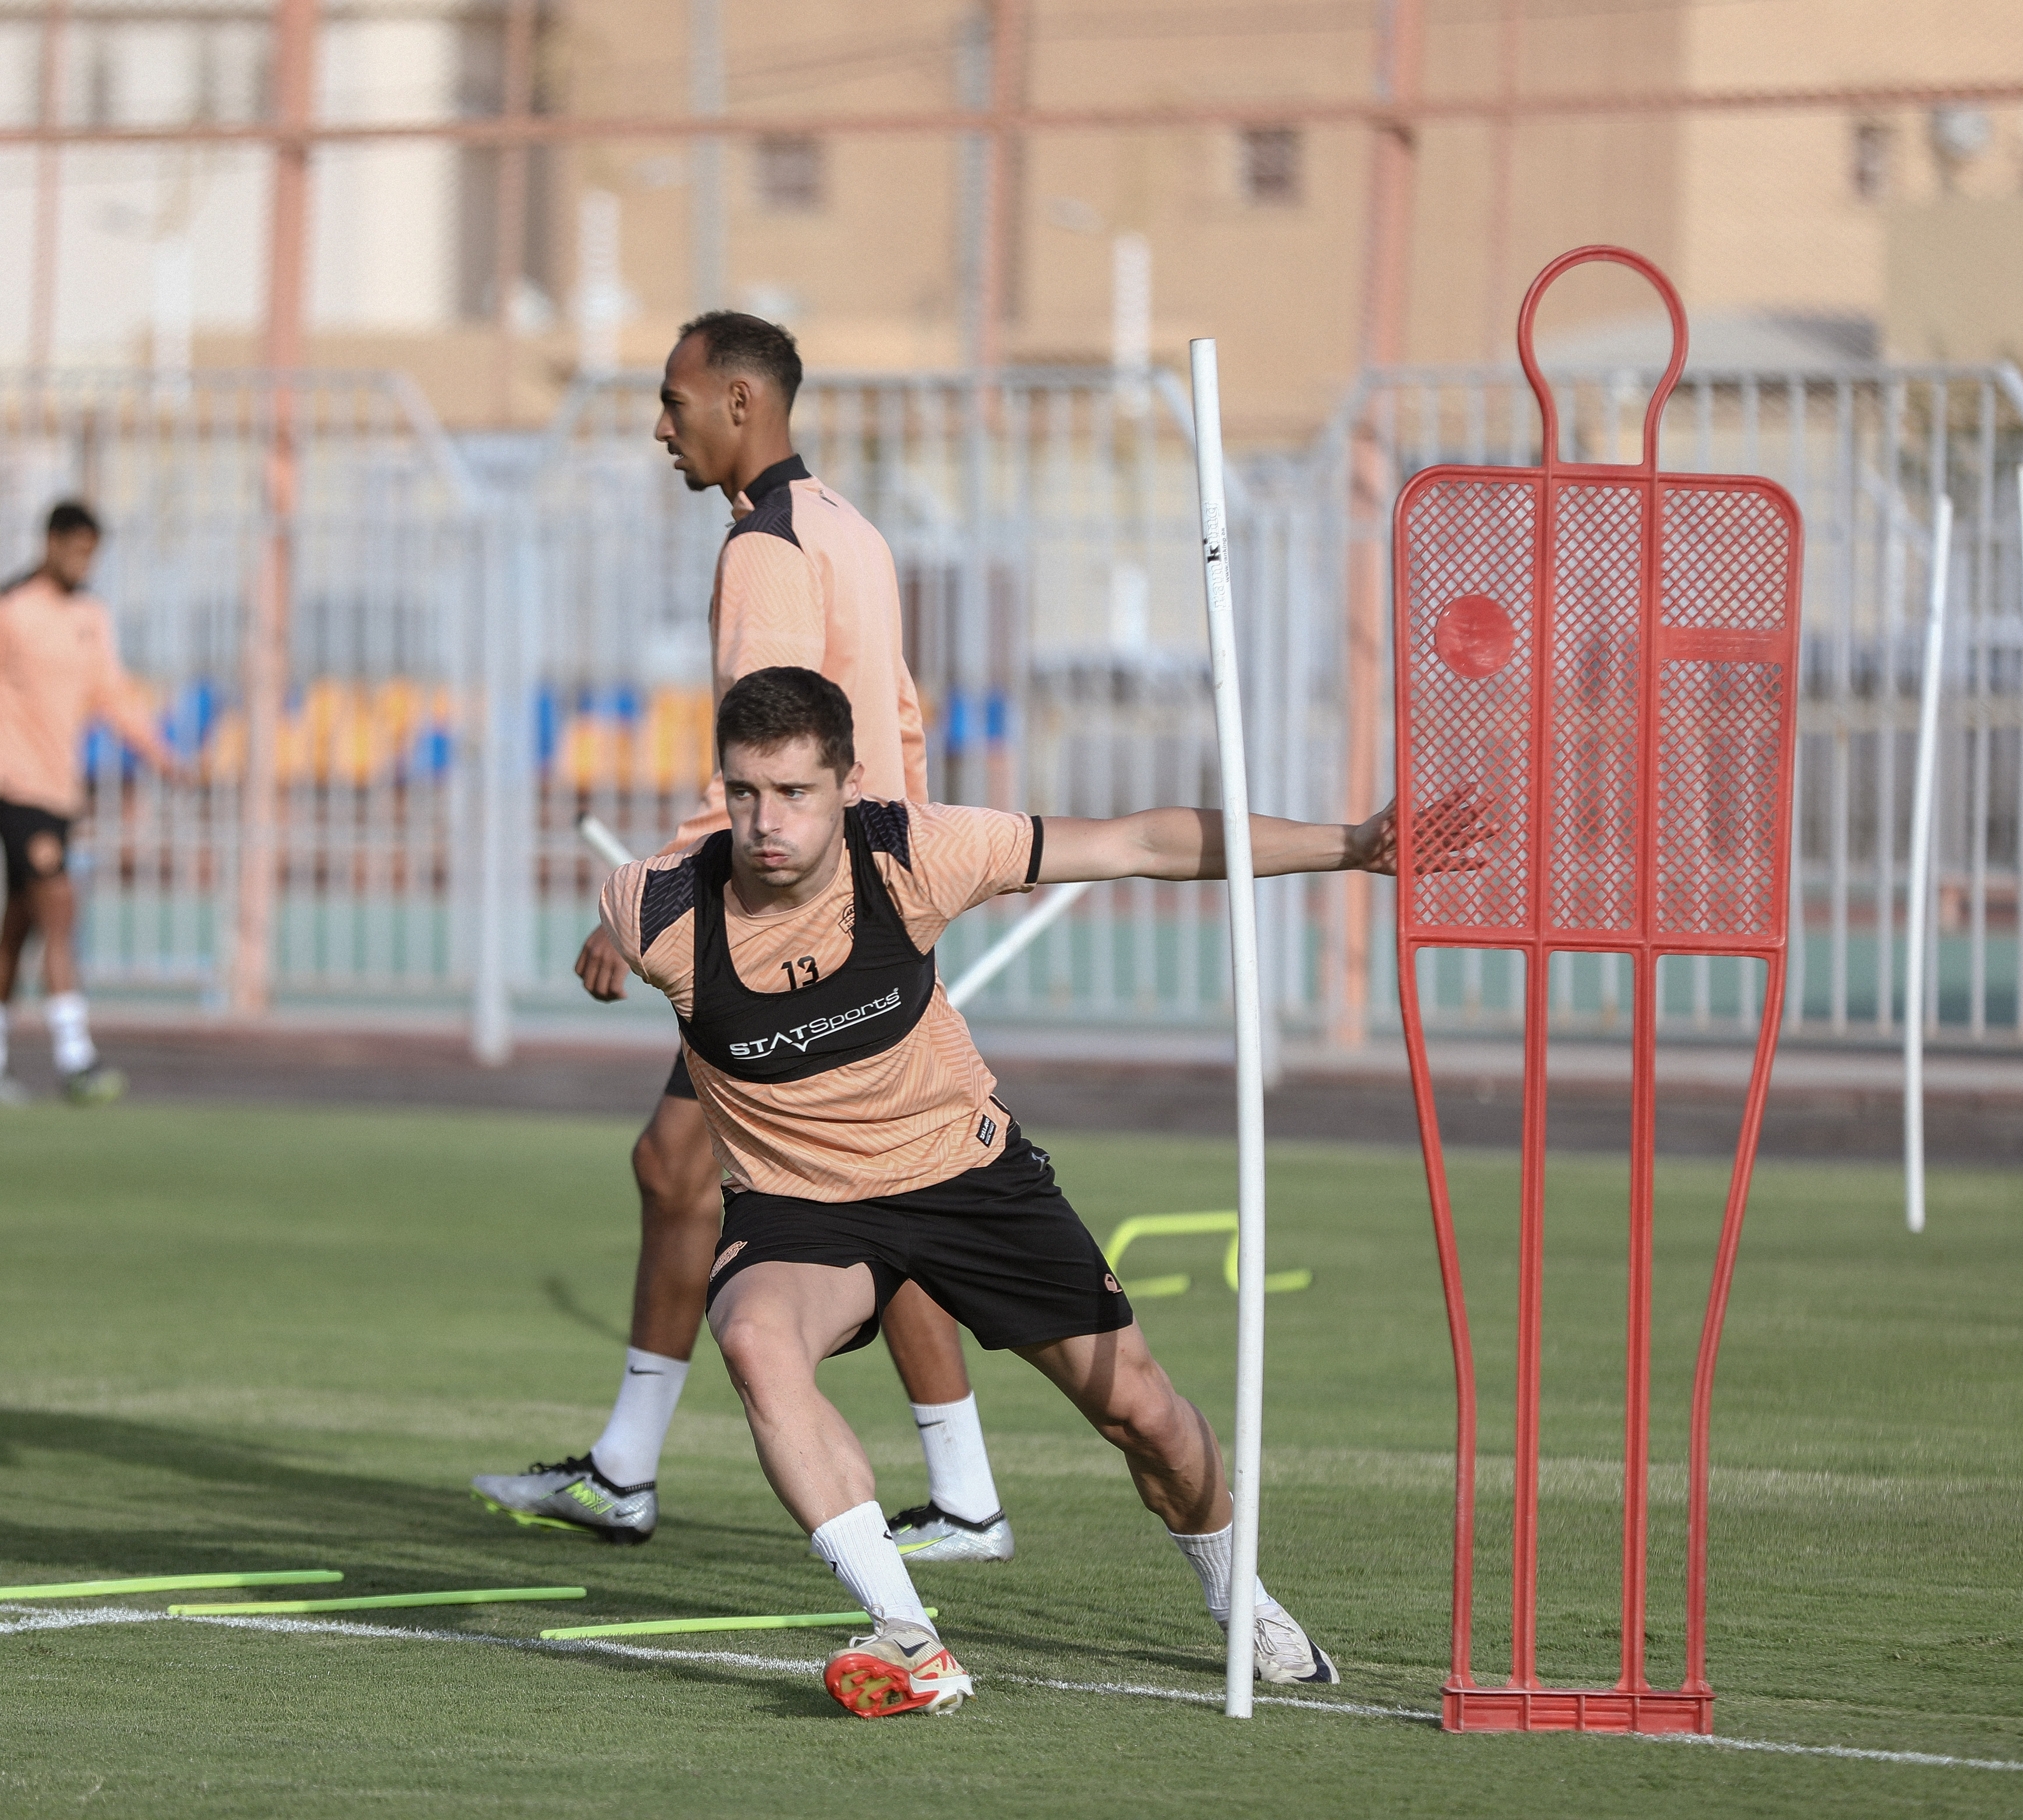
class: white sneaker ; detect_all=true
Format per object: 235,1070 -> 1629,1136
1222,1602 -> 1340,1685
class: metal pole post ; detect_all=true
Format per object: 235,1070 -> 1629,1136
28,0 -> 72,372
1341,0 -> 1423,1047
471,505 -> 516,1064
976,0 -> 1024,374
1191,340 -> 1266,1719
1904,493 -> 1951,1233
689,0 -> 726,313
230,0 -> 318,1015
491,0 -> 537,424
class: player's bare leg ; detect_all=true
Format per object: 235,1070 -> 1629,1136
1017,1322 -> 1336,1683
470,1088 -> 717,1542
0,869 -> 118,1106
876,1283 -> 1013,1562
711,1260 -> 973,1717
627,1092 -> 724,1359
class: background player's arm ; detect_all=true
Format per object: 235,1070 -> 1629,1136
1034,790 -> 1489,886
88,612 -> 185,781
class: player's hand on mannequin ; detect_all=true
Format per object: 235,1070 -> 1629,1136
1348,787 -> 1498,876
575,924 -> 629,1001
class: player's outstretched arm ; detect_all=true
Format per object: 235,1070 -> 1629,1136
1034,788 -> 1491,886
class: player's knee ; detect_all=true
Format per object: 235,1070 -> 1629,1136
712,1308 -> 808,1398
1087,1361 -> 1192,1460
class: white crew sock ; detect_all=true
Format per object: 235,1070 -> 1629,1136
46,991 -> 95,1076
589,1348 -> 688,1488
1169,1522 -> 1285,1626
0,1003 -> 10,1074
911,1393 -> 1003,1524
811,1499 -> 935,1633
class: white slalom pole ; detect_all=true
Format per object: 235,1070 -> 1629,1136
576,812 -> 635,871
1904,494 -> 1951,1235
946,879 -> 1094,1010
1190,339 -> 1265,1718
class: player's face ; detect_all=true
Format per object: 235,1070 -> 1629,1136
656,336 -> 743,495
721,736 -> 864,901
44,529 -> 98,591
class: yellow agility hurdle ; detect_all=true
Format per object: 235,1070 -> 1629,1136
1101,1212 -> 1312,1301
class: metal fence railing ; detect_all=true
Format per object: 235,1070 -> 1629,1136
6,357 -> 2019,1057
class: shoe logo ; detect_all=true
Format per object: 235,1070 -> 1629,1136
1104,1273 -> 1122,1293
566,1481 -> 613,1513
709,1240 -> 746,1280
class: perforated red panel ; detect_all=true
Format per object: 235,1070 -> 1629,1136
1547,484 -> 1642,933
1400,477 -> 1538,933
1654,658 -> 1786,937
1660,488 -> 1792,631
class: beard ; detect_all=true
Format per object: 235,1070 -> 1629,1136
681,467 -> 712,493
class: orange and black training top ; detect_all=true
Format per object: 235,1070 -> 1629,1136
604,799 -> 1042,1201
666,455 -> 929,852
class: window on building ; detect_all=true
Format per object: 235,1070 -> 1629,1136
1852,120 -> 1891,202
1241,127 -> 1302,206
756,135 -> 824,213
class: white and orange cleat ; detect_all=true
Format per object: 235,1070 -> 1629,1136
823,1618 -> 974,1718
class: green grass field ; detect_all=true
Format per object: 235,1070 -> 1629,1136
1,1104 -> 2017,1816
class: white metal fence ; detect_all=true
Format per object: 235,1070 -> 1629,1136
4,357 -> 2018,1056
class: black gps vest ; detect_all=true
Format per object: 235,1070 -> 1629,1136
675,803 -> 937,1085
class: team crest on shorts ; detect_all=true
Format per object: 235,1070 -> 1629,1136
709,1240 -> 746,1279
1104,1273 -> 1122,1293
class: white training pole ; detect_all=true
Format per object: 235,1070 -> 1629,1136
1903,493 -> 1951,1235
576,812 -> 635,871
945,879 -> 1095,1010
1190,339 -> 1266,1718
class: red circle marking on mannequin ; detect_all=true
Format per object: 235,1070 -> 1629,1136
1434,594 -> 1515,679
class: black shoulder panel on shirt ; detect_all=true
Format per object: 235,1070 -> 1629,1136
724,486 -> 800,549
857,799 -> 913,870
639,859 -> 699,953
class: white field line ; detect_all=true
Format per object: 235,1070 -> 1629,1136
6,1604 -> 2019,1774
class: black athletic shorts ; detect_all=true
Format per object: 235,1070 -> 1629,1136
0,799 -> 70,894
705,1125 -> 1133,1355
664,1051 -> 697,1099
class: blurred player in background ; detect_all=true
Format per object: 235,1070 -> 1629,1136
598,666 -> 1486,1715
473,315 -> 1013,1561
0,500 -> 183,1107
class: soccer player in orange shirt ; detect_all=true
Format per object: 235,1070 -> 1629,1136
473,316 -> 1012,1561
599,666 -> 1487,1716
0,501 -> 184,1107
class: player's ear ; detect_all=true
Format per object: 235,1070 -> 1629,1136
840,760 -> 865,805
725,376 -> 750,425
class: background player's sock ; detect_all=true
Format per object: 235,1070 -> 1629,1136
1169,1522 -> 1284,1625
46,992 -> 96,1076
0,1002 -> 10,1073
589,1348 -> 688,1487
812,1500 -> 935,1633
910,1392 -> 1003,1523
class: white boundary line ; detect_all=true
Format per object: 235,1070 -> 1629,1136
6,1604 -> 2019,1774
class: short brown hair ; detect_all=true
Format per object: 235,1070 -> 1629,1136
716,666 -> 854,777
677,310 -> 803,411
